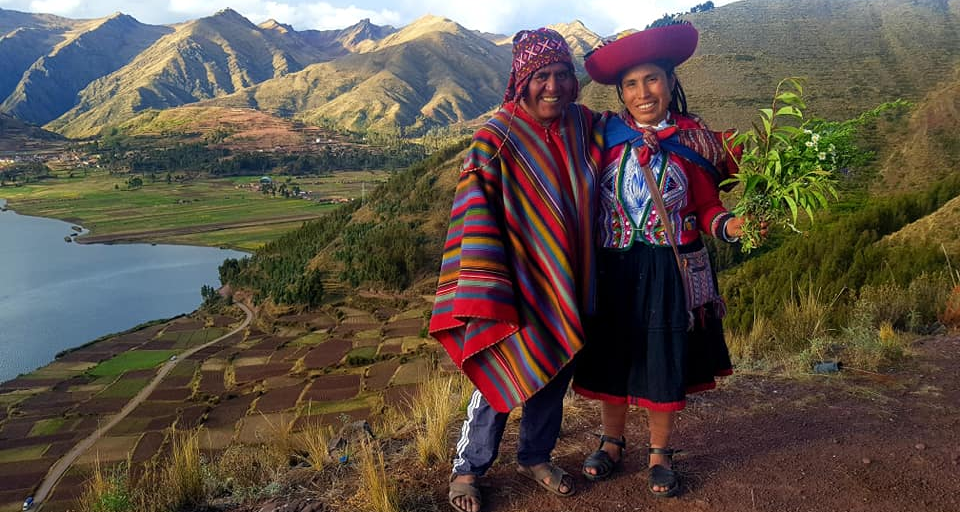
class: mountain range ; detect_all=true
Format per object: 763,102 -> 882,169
2,0 -> 959,140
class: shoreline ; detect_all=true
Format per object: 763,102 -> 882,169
1,196 -> 303,251
0,202 -> 248,385
0,313 -> 188,388
72,214 -> 320,247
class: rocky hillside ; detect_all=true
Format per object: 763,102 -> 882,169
0,28 -> 61,102
0,7 -> 76,34
44,9 -> 353,138
0,13 -> 171,126
0,112 -> 65,152
2,0 -> 957,144
205,15 -> 512,134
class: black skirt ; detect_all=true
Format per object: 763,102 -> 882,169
573,238 -> 732,411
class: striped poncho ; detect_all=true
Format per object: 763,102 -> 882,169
429,102 -> 603,412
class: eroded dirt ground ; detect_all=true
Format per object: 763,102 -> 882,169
446,335 -> 960,512
174,335 -> 960,512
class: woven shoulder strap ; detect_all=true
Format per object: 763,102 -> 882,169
637,149 -> 685,273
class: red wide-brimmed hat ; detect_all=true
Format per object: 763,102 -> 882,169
585,22 -> 699,85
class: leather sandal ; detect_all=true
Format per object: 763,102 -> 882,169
516,462 -> 576,497
582,434 -> 626,481
648,447 -> 681,498
448,474 -> 481,512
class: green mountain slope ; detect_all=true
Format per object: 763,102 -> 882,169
45,9 -> 338,138
205,15 -> 511,135
1,13 -> 171,125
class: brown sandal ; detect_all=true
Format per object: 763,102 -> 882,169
516,463 -> 576,497
448,474 -> 481,512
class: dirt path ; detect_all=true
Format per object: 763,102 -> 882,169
33,303 -> 253,510
450,334 -> 960,512
74,215 -> 322,245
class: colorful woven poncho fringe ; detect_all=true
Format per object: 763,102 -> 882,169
429,102 -> 602,412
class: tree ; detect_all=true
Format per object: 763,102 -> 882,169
690,1 -> 715,13
647,13 -> 680,28
127,176 -> 143,189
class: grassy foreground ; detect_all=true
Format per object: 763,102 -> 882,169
0,169 -> 389,250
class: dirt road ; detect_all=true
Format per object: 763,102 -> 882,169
33,303 -> 253,510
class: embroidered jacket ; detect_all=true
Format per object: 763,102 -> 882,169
596,112 -> 739,249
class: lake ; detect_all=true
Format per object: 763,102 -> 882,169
0,200 -> 247,382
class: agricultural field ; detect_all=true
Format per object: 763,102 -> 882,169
0,169 -> 390,250
0,296 -> 444,512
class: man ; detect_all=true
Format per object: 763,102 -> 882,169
429,28 -> 602,512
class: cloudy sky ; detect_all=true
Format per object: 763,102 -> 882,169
1,0 -> 739,36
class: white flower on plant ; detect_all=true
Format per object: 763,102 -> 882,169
818,152 -> 827,161
803,129 -> 813,135
811,133 -> 821,143
805,140 -> 815,147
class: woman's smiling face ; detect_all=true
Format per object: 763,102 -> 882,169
520,63 -> 576,125
619,62 -> 675,126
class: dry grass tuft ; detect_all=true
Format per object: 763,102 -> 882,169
408,375 -> 462,465
297,420 -> 334,471
374,403 -> 411,439
354,437 -> 399,512
942,284 -> 960,329
770,285 -> 835,355
727,314 -> 773,362
164,428 -> 206,510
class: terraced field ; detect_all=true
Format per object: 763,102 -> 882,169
0,297 -> 446,512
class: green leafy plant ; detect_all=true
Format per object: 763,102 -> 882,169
725,78 -> 841,252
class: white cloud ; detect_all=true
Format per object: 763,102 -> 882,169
164,1 -> 400,30
4,0 -> 741,35
585,0 -> 739,35
28,0 -> 82,16
395,0 -> 513,34
301,3 -> 402,30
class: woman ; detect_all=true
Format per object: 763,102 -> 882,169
430,28 -> 602,512
572,22 -> 753,497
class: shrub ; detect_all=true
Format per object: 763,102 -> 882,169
905,272 -> 952,332
78,461 -> 132,512
857,272 -> 951,333
767,284 -> 836,356
942,284 -> 960,329
726,314 -> 773,362
833,303 -> 908,371
212,444 -> 284,500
